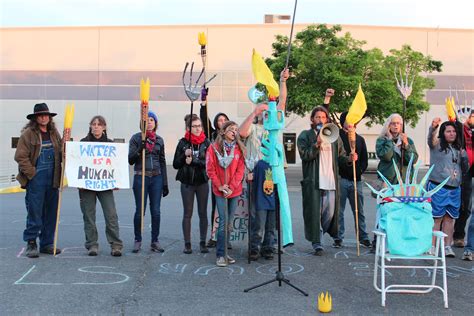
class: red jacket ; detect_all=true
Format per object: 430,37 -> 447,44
206,143 -> 245,198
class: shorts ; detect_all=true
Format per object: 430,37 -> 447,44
428,181 -> 461,219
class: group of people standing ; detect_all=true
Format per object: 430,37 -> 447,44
14,68 -> 289,268
14,71 -> 473,266
296,98 -> 473,261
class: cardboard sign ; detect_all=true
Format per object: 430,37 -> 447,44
65,142 -> 130,190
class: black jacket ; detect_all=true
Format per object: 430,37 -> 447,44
173,137 -> 211,185
338,129 -> 368,181
128,132 -> 168,186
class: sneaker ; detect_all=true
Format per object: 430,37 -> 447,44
453,239 -> 465,248
183,242 -> 192,254
40,245 -> 61,255
132,241 -> 142,253
25,240 -> 39,258
360,240 -> 372,248
226,255 -> 236,264
261,250 -> 274,260
248,250 -> 259,261
88,245 -> 99,256
314,248 -> 324,256
216,256 -> 228,267
445,246 -> 455,258
332,240 -> 343,248
150,242 -> 164,253
462,250 -> 472,261
206,239 -> 216,248
111,247 -> 122,257
199,241 -> 209,253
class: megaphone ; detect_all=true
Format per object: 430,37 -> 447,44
318,123 -> 339,144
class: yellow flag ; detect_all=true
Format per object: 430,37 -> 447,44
64,103 -> 75,129
346,84 -> 367,125
445,96 -> 456,121
251,49 -> 279,98
140,78 -> 150,103
198,32 -> 207,46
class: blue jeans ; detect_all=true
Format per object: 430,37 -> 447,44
250,209 -> 276,253
132,174 -> 163,242
23,145 -> 58,249
465,211 -> 474,252
215,196 -> 238,257
336,178 -> 369,242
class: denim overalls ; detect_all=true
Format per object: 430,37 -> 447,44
23,136 -> 59,248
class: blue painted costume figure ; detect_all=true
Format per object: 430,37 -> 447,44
15,103 -> 63,258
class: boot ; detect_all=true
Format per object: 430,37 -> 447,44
25,240 -> 39,258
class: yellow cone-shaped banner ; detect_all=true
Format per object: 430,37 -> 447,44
198,32 -> 207,46
346,84 -> 367,125
445,96 -> 456,121
140,78 -> 150,103
251,49 -> 279,98
64,103 -> 75,129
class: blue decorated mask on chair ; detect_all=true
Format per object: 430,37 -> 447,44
379,200 -> 434,256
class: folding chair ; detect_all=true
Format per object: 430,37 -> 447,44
372,195 -> 450,308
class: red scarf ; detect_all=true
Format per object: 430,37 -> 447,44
185,131 -> 206,145
146,131 -> 156,153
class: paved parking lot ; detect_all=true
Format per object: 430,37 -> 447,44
0,167 -> 472,315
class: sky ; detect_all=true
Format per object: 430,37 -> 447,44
1,0 -> 473,29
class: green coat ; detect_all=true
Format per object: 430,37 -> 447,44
297,128 -> 349,244
375,136 -> 418,184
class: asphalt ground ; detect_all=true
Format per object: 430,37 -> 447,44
0,167 -> 472,315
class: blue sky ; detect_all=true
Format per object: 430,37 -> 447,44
1,0 -> 473,29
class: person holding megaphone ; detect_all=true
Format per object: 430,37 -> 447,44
297,105 -> 356,256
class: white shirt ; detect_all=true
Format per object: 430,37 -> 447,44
319,142 -> 336,190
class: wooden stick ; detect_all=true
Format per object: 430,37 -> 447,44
348,128 -> 360,256
53,132 -> 68,256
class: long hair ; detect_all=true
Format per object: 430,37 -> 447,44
438,121 -> 461,151
310,106 -> 331,129
213,121 -> 246,156
22,117 -> 57,133
379,113 -> 403,138
87,115 -> 108,140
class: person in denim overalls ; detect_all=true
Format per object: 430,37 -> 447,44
15,103 -> 62,258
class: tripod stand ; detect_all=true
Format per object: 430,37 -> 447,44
244,185 -> 308,296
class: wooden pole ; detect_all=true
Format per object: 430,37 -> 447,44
348,127 -> 360,256
53,139 -> 67,256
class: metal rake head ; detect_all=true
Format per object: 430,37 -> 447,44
182,62 -> 217,102
394,66 -> 415,101
450,85 -> 473,123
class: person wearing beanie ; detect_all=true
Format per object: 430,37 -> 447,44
15,103 -> 63,258
199,87 -> 230,248
173,114 -> 211,254
128,111 -> 169,253
79,115 -> 123,257
332,112 -> 371,249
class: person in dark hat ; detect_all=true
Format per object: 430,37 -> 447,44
128,111 -> 169,253
14,103 -> 63,258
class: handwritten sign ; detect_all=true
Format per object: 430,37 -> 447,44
65,142 -> 130,190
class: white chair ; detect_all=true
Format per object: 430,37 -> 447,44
373,230 -> 448,308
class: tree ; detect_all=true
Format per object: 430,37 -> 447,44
266,24 -> 442,127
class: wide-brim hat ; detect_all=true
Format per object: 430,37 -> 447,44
26,103 -> 57,120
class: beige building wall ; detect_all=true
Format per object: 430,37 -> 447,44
1,23 -> 473,185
